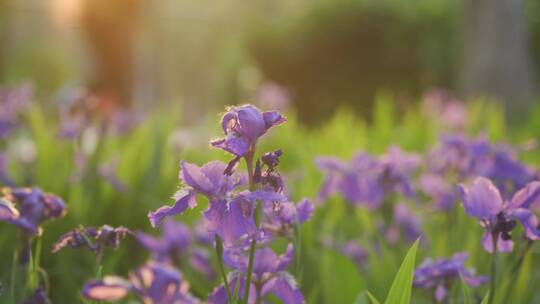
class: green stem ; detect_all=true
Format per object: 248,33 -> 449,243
244,239 -> 257,304
215,235 -> 233,302
488,233 -> 498,304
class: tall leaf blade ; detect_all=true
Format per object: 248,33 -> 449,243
384,239 -> 419,304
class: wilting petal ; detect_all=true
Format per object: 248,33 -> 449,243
269,273 -> 305,304
481,230 -> 513,253
211,135 -> 250,157
458,177 -> 503,220
82,277 -> 131,301
148,189 -> 197,227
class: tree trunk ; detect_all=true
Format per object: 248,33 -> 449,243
460,0 -> 536,122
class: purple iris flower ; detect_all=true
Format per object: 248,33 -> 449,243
316,146 -> 419,208
459,177 -> 540,253
0,187 -> 66,236
385,203 -> 423,245
210,105 -> 285,158
148,160 -> 245,227
137,220 -> 214,278
52,225 -> 132,254
414,252 -> 487,302
209,244 -> 304,304
149,160 -> 287,247
203,190 -> 286,247
83,261 -> 198,303
0,83 -> 33,139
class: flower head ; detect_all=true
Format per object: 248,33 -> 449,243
414,252 -> 487,302
0,187 -> 66,236
148,160 -> 245,227
459,177 -> 540,252
211,105 -> 285,158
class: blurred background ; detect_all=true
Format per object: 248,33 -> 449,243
0,0 -> 539,125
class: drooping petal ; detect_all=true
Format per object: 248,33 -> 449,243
82,277 -> 131,301
148,189 -> 197,227
181,161 -> 216,195
505,208 -> 540,240
211,135 -> 250,157
458,177 -> 503,220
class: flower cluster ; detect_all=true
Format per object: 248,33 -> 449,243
148,105 -> 314,303
316,146 -> 420,209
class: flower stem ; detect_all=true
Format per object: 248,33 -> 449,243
215,235 -> 233,302
244,239 -> 256,304
488,233 -> 498,304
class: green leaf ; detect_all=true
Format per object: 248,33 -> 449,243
384,239 -> 419,304
480,292 -> 489,304
367,291 -> 382,304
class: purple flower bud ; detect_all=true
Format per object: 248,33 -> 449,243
53,225 -> 132,254
211,105 -> 285,158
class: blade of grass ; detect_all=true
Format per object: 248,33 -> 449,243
384,239 -> 419,304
